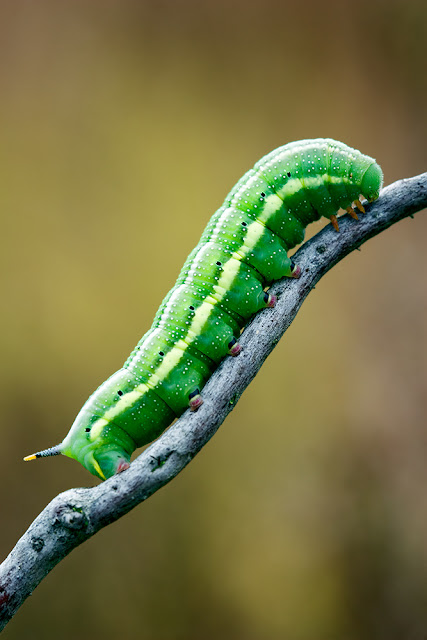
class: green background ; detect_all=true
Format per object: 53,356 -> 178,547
1,1 -> 426,638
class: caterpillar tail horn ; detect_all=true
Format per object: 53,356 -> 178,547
24,444 -> 62,461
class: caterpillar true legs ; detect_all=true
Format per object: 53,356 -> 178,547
24,139 -> 383,480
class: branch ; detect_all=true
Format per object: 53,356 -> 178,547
1,173 -> 426,630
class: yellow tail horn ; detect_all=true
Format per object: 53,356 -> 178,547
24,444 -> 62,461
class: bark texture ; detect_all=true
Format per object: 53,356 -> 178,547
0,172 -> 426,631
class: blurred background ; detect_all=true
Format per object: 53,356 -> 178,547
1,1 -> 426,638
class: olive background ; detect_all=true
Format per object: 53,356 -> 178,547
1,1 -> 426,639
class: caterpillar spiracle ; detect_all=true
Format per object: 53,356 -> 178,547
24,138 -> 383,480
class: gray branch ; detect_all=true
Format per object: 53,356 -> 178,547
1,173 -> 426,631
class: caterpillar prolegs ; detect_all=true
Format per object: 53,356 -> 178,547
25,138 -> 383,480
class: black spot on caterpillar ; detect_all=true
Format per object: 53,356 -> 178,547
24,138 -> 383,480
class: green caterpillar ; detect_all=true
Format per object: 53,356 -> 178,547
25,138 -> 383,480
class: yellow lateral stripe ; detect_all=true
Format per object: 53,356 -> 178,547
186,301 -> 216,336
93,161 -> 352,437
276,174 -> 346,200
93,188 -> 274,435
90,418 -> 109,441
90,383 -> 151,440
261,194 -> 284,216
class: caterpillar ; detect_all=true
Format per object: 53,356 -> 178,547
24,138 -> 383,480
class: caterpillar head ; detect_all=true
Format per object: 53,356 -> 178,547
24,412 -> 133,481
361,162 -> 384,202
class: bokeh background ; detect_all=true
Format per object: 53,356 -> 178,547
1,1 -> 426,638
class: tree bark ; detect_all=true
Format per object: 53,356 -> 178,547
1,173 -> 426,631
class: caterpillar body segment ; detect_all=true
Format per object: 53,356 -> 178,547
24,139 -> 383,480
